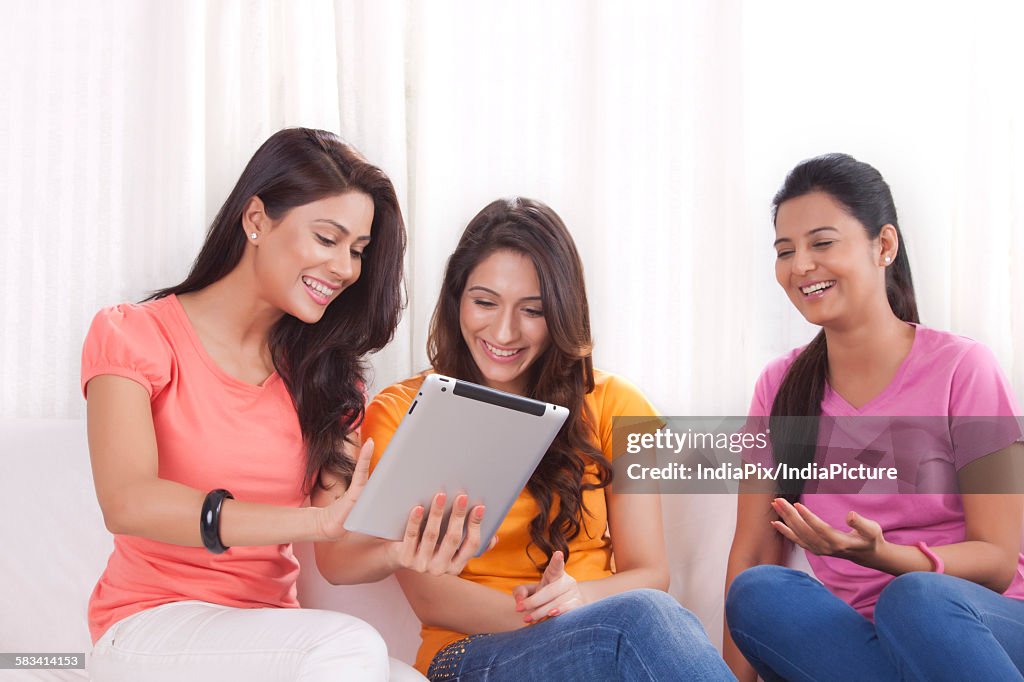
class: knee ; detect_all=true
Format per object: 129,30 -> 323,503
726,565 -> 800,630
311,615 -> 389,675
876,572 -> 965,631
605,589 -> 708,640
609,589 -> 682,619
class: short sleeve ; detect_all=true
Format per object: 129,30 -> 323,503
81,304 -> 173,399
362,378 -> 421,474
948,342 -> 1024,467
741,352 -> 798,468
742,365 -> 778,468
594,373 -> 660,461
949,342 -> 1022,417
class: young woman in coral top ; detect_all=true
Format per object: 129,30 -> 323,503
83,128 -> 485,681
724,153 -> 1024,681
362,197 -> 735,680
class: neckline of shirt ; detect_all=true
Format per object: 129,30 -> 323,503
823,322 -> 922,416
164,294 -> 281,394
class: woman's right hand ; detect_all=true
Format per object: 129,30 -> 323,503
314,437 -> 378,542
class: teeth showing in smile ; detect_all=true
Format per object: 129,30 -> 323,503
302,276 -> 334,296
801,280 -> 836,295
484,341 -> 521,358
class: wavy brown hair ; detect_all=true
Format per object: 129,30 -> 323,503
428,197 -> 609,568
150,128 -> 406,493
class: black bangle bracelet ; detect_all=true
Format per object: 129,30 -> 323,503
200,488 -> 234,554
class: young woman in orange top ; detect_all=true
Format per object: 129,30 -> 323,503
83,128 -> 486,681
362,197 -> 734,680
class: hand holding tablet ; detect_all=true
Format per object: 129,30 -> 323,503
318,437 -> 491,575
345,375 -> 569,557
386,490 -> 494,575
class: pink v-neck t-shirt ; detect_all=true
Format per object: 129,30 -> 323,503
81,295 -> 306,644
748,325 -> 1024,618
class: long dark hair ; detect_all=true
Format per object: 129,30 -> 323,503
150,128 -> 406,492
428,197 -> 609,568
769,153 -> 919,499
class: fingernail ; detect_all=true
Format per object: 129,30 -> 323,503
456,495 -> 468,511
474,506 -> 485,521
548,608 -> 559,617
435,493 -> 446,507
514,603 -> 523,612
413,506 -> 424,520
523,615 -> 533,623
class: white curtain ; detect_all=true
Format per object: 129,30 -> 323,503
3,0 -> 1022,648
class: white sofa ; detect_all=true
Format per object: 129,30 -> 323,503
0,418 -> 421,681
2,418 -> 774,681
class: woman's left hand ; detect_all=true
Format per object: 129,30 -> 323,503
512,551 -> 588,623
770,498 -> 886,564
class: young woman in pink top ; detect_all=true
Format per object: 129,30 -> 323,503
724,153 -> 1024,681
83,128 -> 485,681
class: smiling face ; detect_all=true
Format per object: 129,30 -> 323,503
774,191 -> 893,330
250,191 -> 374,324
459,249 -> 550,395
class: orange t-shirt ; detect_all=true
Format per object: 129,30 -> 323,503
80,295 -> 307,644
361,370 -> 658,673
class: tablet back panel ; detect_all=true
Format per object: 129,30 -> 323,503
344,374 -> 568,553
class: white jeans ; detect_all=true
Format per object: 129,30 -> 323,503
88,601 -> 425,681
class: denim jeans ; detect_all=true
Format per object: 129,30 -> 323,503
726,565 -> 1024,682
426,588 -> 735,681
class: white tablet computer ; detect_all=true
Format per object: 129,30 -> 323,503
344,374 -> 569,554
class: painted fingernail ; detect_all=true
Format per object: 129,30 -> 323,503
435,493 -> 446,507
413,506 -> 424,520
523,615 -> 533,623
456,495 -> 468,511
548,608 -> 559,617
474,506 -> 485,521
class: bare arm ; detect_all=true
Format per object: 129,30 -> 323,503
724,486 -> 785,682
87,373 -> 420,553
771,444 -> 1024,593
579,488 -> 668,600
396,570 -> 527,633
310,462 -> 404,585
87,375 -> 334,546
312,465 -> 489,585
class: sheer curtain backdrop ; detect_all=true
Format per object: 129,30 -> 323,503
2,0 -> 1022,650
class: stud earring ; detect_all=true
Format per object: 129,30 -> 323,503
250,232 -> 258,240
884,256 -> 892,264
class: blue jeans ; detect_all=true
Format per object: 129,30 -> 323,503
726,565 -> 1024,682
426,588 -> 735,681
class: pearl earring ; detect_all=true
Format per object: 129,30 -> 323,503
250,232 -> 258,240
884,256 -> 892,264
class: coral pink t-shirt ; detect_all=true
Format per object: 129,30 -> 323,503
748,325 -> 1024,618
81,295 -> 306,644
